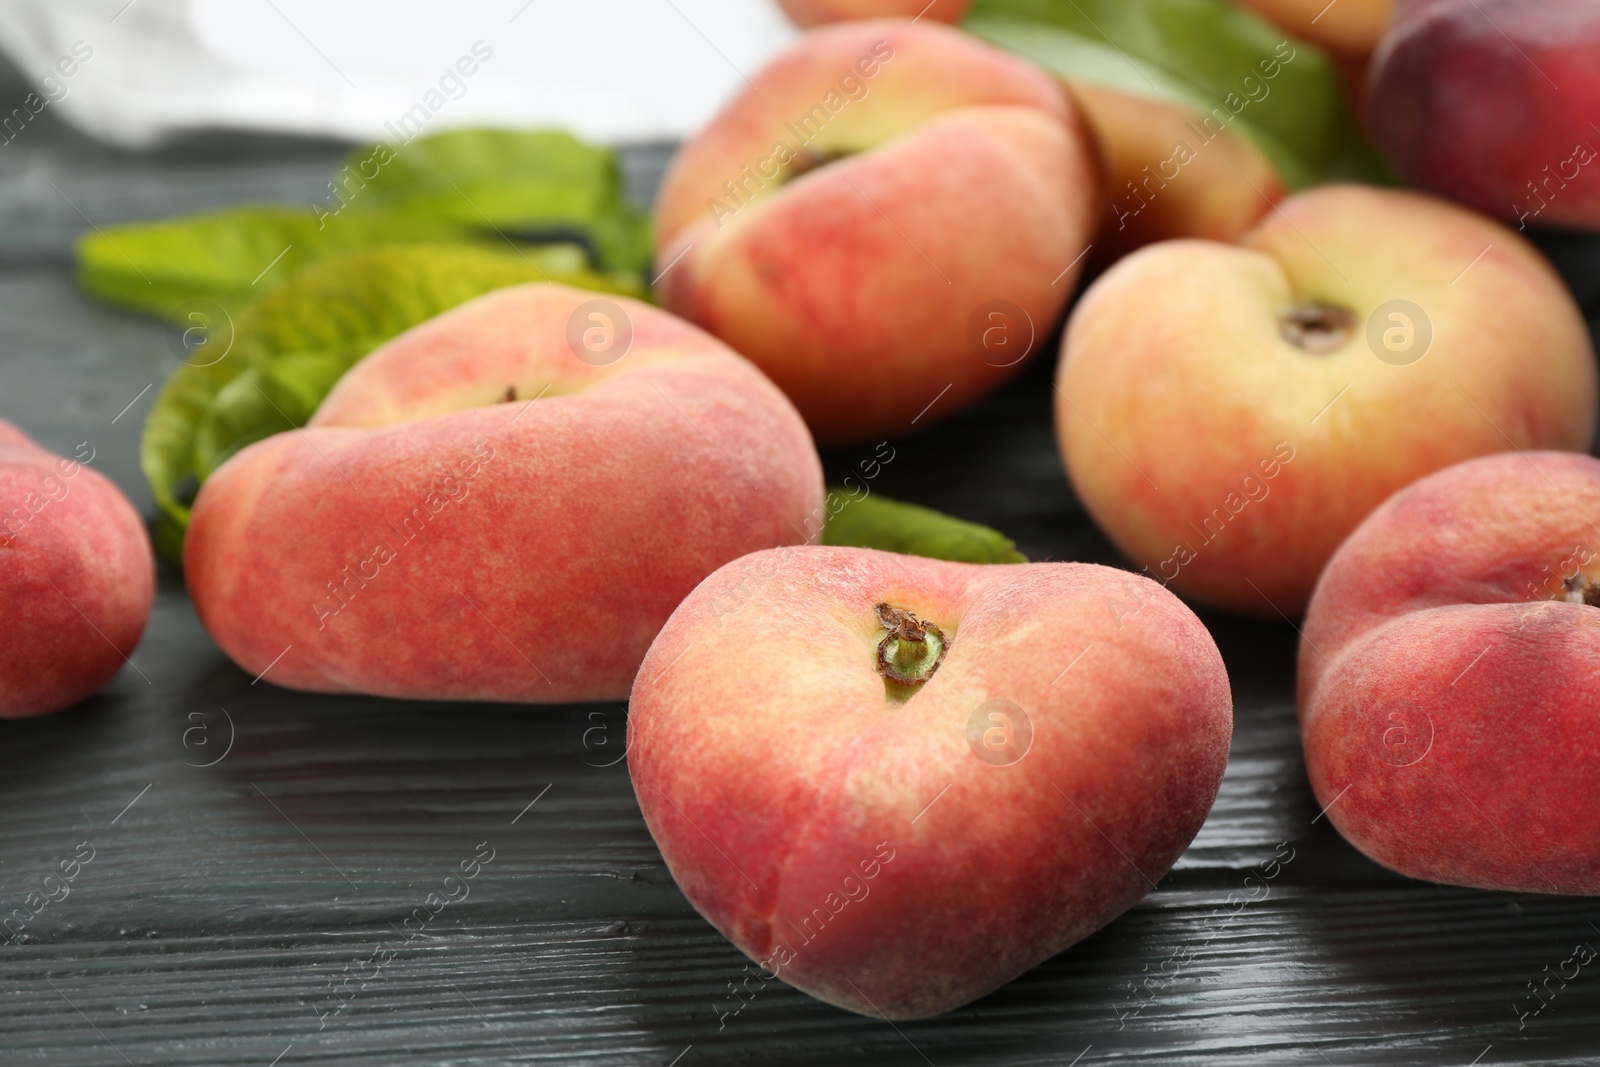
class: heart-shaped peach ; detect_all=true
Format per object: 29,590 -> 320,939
630,546 -> 1231,1017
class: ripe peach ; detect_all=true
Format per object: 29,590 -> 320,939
0,421 -> 154,717
1238,0 -> 1390,56
1056,185 -> 1596,617
630,546 -> 1231,1018
655,20 -> 1097,442
1300,451 -> 1600,894
776,0 -> 971,26
1067,80 -> 1283,255
1367,0 -> 1600,230
185,284 -> 823,702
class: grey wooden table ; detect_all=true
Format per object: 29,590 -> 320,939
3,57 -> 1600,1067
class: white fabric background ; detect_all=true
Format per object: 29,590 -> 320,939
0,0 -> 800,148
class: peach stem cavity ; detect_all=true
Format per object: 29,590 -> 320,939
1563,573 -> 1600,607
875,602 -> 948,699
782,147 -> 852,186
1280,303 -> 1357,354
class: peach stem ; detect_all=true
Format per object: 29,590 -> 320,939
1563,574 -> 1600,607
875,603 -> 948,687
1279,303 -> 1356,354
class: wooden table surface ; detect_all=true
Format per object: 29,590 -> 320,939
3,59 -> 1600,1067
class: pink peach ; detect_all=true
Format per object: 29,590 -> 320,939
656,20 -> 1097,442
1301,451 -> 1600,893
1056,185 -> 1596,617
186,284 -> 823,702
0,421 -> 153,717
631,546 -> 1231,1017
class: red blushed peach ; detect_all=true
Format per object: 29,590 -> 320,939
630,546 -> 1231,1018
1300,451 -> 1600,894
0,421 -> 153,717
776,0 -> 971,27
1367,0 -> 1600,230
655,20 -> 1097,442
1056,184 -> 1596,618
185,284 -> 823,703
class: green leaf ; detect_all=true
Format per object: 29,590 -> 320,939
142,356 -> 233,559
76,205 -> 595,324
192,349 -> 360,483
78,129 -> 655,324
141,243 -> 646,559
822,490 -> 1028,564
964,0 -> 1392,188
337,128 -> 654,273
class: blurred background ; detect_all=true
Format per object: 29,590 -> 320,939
0,0 -> 796,147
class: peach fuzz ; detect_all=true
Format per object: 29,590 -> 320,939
655,19 -> 1097,442
1055,184 -> 1596,618
776,0 -> 971,27
1366,0 -> 1600,230
630,546 -> 1231,1018
0,420 -> 153,717
1238,0 -> 1391,56
1067,80 -> 1283,255
1300,452 -> 1600,894
185,284 -> 822,703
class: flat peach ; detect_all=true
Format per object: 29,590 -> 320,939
1057,185 -> 1596,616
631,546 -> 1231,1017
1301,451 -> 1600,894
656,20 -> 1097,441
186,284 -> 823,702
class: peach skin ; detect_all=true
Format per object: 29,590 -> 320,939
1067,79 -> 1283,256
1367,0 -> 1600,231
655,19 -> 1097,442
1056,184 -> 1597,618
0,420 -> 153,717
185,284 -> 823,703
776,0 -> 972,26
1300,451 -> 1600,894
630,546 -> 1231,1018
1238,0 -> 1390,56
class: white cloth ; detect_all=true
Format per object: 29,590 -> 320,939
0,0 -> 798,148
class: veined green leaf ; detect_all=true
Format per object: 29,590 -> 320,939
76,206 -> 586,324
79,129 -> 655,325
336,128 -> 654,273
822,490 -> 1028,564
